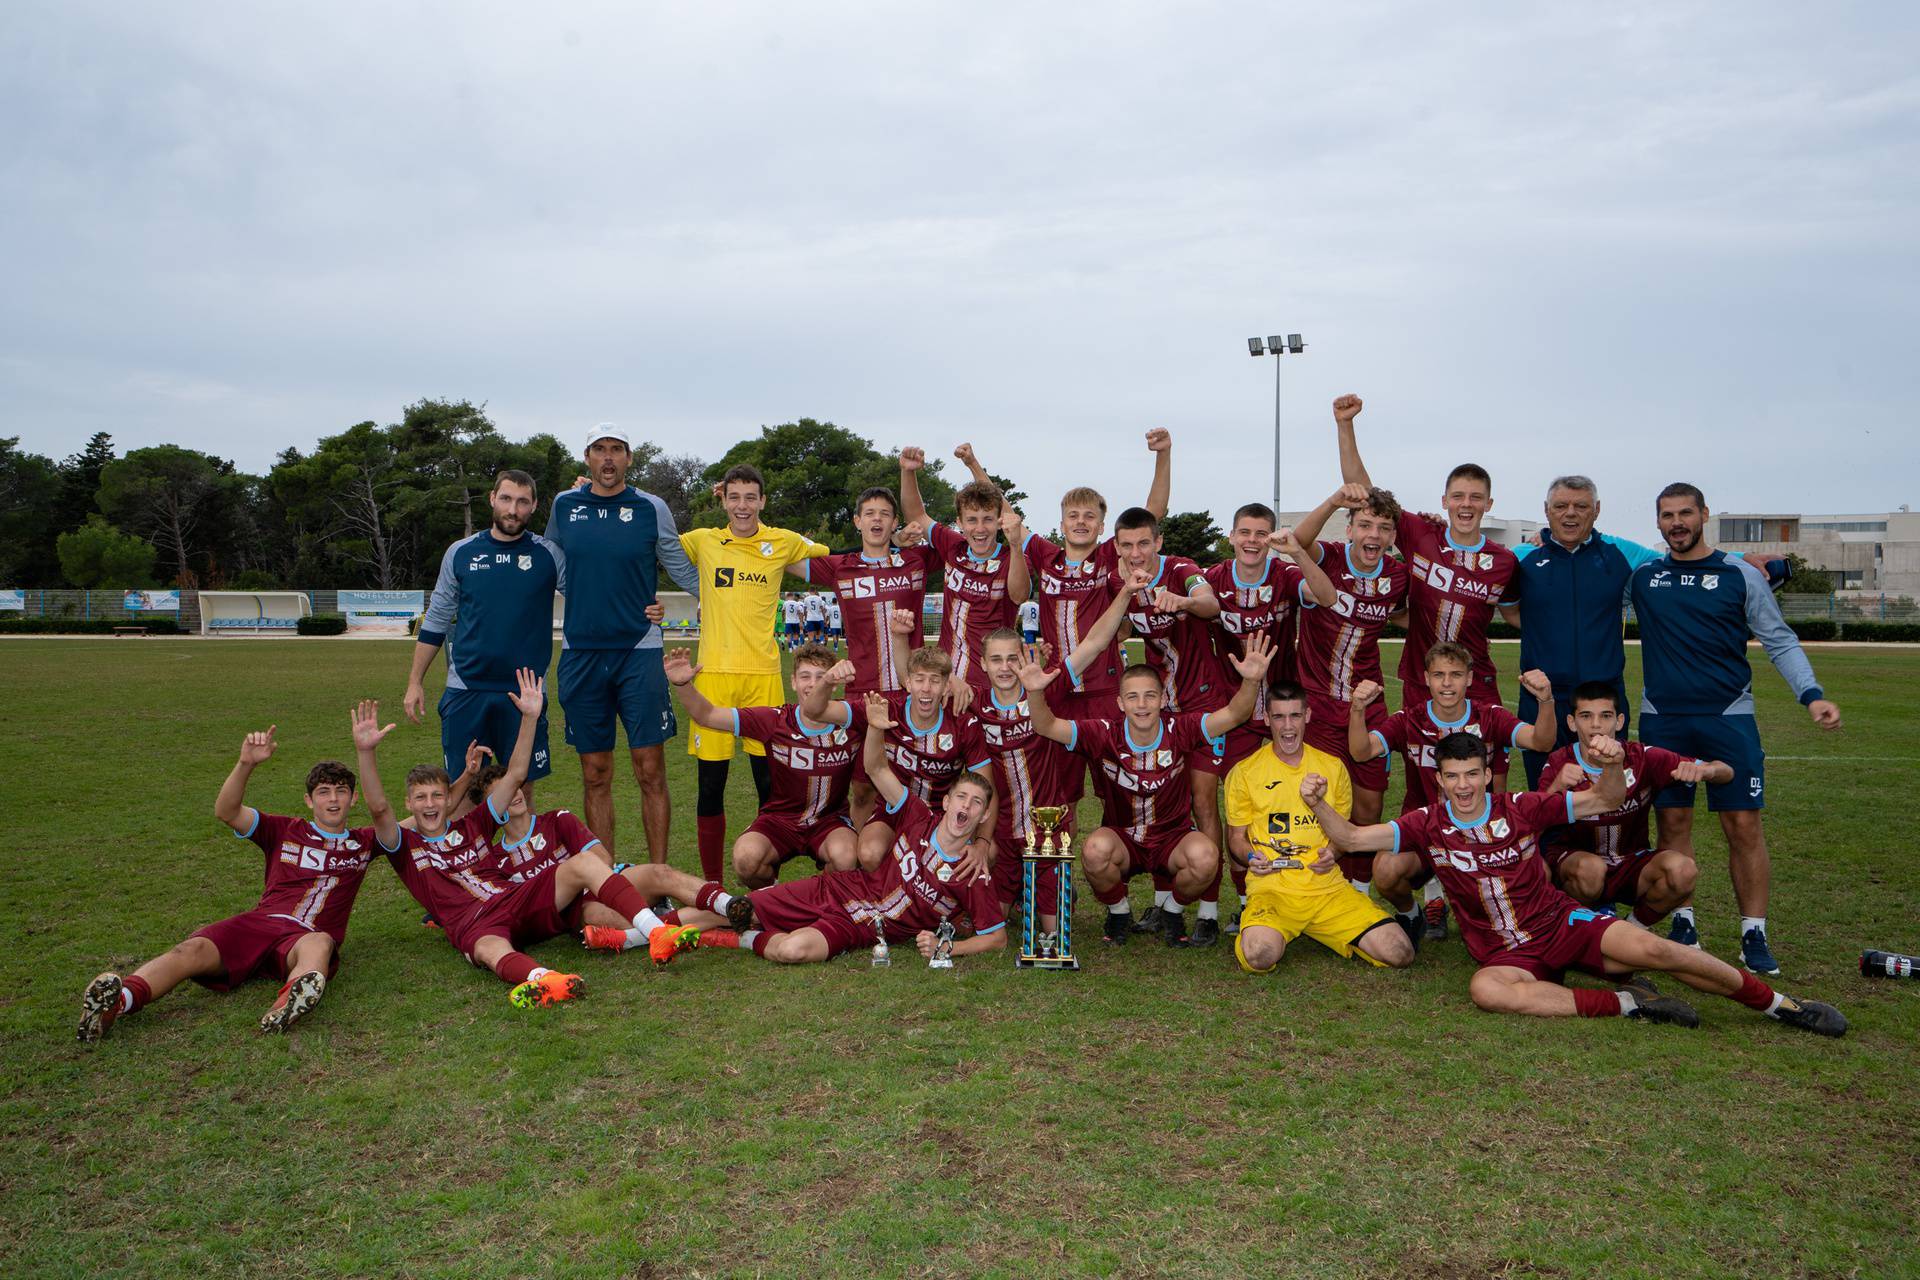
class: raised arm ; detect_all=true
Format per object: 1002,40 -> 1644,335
1512,670 -> 1559,751
663,648 -> 737,733
441,738 -> 495,825
887,608 -> 918,687
1065,566 -> 1147,679
1155,564 -> 1220,621
953,441 -> 992,487
1202,632 -> 1273,740
1332,395 -> 1373,490
1347,681 -> 1387,762
1300,772 -> 1397,852
1015,648 -> 1076,745
898,447 -> 930,527
1001,506 -> 1031,605
862,692 -> 907,809
1272,526 -> 1337,607
1143,428 -> 1172,519
485,668 -> 547,818
214,725 -> 276,833
1289,484 -> 1366,553
350,700 -> 402,851
1567,735 -> 1629,817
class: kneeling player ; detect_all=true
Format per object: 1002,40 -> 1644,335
859,624 -> 993,872
1307,733 -> 1845,1035
1534,681 -> 1714,930
78,707 -> 398,1043
1226,682 -> 1413,973
666,644 -> 865,888
1023,632 -> 1275,948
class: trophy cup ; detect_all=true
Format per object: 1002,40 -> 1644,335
870,916 -> 891,968
1248,835 -> 1309,871
1017,805 -> 1079,970
928,920 -> 956,970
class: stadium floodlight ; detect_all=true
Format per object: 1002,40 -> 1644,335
1248,330 -> 1307,512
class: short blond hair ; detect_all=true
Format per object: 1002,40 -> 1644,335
907,645 -> 952,678
1061,486 -> 1107,516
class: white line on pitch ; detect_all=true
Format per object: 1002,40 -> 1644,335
1768,755 -> 1920,763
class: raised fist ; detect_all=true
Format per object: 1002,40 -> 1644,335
1583,734 -> 1624,766
1299,773 -> 1327,806
1351,680 -> 1383,709
1518,669 -> 1552,701
1553,761 -> 1586,791
899,446 -> 925,473
889,607 -> 919,636
1335,482 -> 1370,510
1672,758 -> 1713,785
954,442 -> 978,467
1145,428 -> 1171,453
1332,394 -> 1363,425
1269,528 -> 1303,558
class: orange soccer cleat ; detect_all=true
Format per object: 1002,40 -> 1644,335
509,970 -> 586,1009
647,924 -> 701,966
259,971 -> 328,1033
580,924 -> 631,953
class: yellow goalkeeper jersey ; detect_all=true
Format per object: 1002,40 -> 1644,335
681,524 -> 829,674
1224,743 -> 1353,900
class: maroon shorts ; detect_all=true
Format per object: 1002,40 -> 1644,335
748,877 -> 870,956
1477,910 -> 1619,983
1544,846 -> 1655,907
191,909 -> 339,992
445,864 -> 587,959
746,813 -> 854,867
1304,693 -> 1391,791
991,832 -> 1062,910
1105,825 -> 1196,878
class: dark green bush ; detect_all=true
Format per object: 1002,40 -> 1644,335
297,614 -> 349,636
1789,619 -> 1839,641
1839,620 -> 1920,643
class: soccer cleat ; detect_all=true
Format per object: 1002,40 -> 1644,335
1423,896 -> 1450,942
647,924 -> 701,966
1161,907 -> 1190,948
1770,995 -> 1847,1038
581,924 -> 631,953
259,971 -> 327,1034
509,971 -> 586,1009
1103,911 -> 1132,946
1190,916 -> 1220,948
1741,926 -> 1781,977
420,912 -> 442,930
1133,904 -> 1165,934
77,973 -> 123,1045
1619,976 -> 1698,1028
725,894 -> 757,931
1395,911 -> 1424,954
1666,914 -> 1700,949
696,929 -> 739,949
1223,910 -> 1241,938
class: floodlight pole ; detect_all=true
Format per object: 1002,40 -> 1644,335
1271,354 -> 1284,514
1248,334 -> 1305,513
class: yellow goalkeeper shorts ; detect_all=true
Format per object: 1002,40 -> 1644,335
1235,887 -> 1394,970
686,671 -> 788,761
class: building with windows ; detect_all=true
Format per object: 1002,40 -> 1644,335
1717,508 -> 1920,595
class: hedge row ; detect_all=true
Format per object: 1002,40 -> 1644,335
1383,619 -> 1898,643
296,614 -> 348,636
0,617 -> 184,634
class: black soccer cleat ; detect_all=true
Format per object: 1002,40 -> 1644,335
1189,916 -> 1220,948
1161,907 -> 1189,948
1133,904 -> 1164,934
725,894 -> 756,931
1103,911 -> 1132,946
1619,977 -> 1698,1028
1771,995 -> 1848,1038
1394,910 -> 1424,955
1422,896 -> 1449,943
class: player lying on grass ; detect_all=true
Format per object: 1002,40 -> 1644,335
1305,732 -> 1847,1035
1532,681 -> 1710,931
1023,631 -> 1275,948
78,707 -> 400,1044
376,670 -> 697,1009
861,612 -> 994,872
634,693 -> 1007,965
665,644 -> 872,889
1225,680 -> 1414,974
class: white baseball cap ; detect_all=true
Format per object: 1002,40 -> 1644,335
586,423 -> 631,452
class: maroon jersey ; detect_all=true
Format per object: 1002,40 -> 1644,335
1391,790 -> 1582,967
1296,541 -> 1410,705
390,804 -> 510,924
1395,513 -> 1517,695
496,808 -> 602,883
1204,556 -> 1306,725
1023,532 -> 1124,698
877,691 -> 991,808
735,703 -> 865,825
820,795 -> 1007,942
239,812 -> 385,941
1538,740 -> 1687,862
1070,712 -> 1219,843
1374,698 -> 1529,809
976,686 -> 1080,847
798,546 -> 937,695
1126,554 -> 1233,714
928,523 -> 1017,691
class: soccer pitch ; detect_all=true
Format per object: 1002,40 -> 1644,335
5,638 -> 1916,1279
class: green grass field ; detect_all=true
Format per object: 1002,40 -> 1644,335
3,638 -> 1917,1279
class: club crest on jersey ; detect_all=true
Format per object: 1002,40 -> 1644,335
936,733 -> 953,751
760,542 -> 774,557
1156,749 -> 1173,768
619,507 -> 633,523
1703,576 -> 1720,591
1478,553 -> 1494,571
1258,584 -> 1273,603
517,555 -> 532,571
1490,818 -> 1510,839
935,861 -> 954,883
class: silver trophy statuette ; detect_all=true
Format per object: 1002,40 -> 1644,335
929,920 -> 956,970
871,917 -> 891,968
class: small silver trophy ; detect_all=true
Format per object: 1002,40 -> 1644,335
870,917 -> 891,968
928,920 -> 956,970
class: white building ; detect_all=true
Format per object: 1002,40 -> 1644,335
1717,508 -> 1920,596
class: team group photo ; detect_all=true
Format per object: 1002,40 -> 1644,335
6,5 -> 1917,1278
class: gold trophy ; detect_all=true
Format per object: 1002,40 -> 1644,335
1247,835 -> 1309,871
1017,805 -> 1079,970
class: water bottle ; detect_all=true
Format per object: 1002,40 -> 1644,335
1860,949 -> 1916,978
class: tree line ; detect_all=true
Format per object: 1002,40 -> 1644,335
1,403 -> 1231,590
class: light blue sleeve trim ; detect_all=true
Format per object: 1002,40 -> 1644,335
487,792 -> 509,824
1064,721 -> 1079,753
1563,791 -> 1577,823
730,708 -> 742,738
378,827 -> 403,854
1297,579 -> 1316,609
974,920 -> 1006,935
1509,724 -> 1527,748
233,808 -> 260,839
1734,557 -> 1820,701
885,789 -> 909,816
967,759 -> 991,773
1369,730 -> 1389,758
1387,820 -> 1402,855
1599,532 -> 1662,572
578,838 -> 602,855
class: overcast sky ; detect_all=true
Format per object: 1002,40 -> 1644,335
4,2 -> 1916,536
